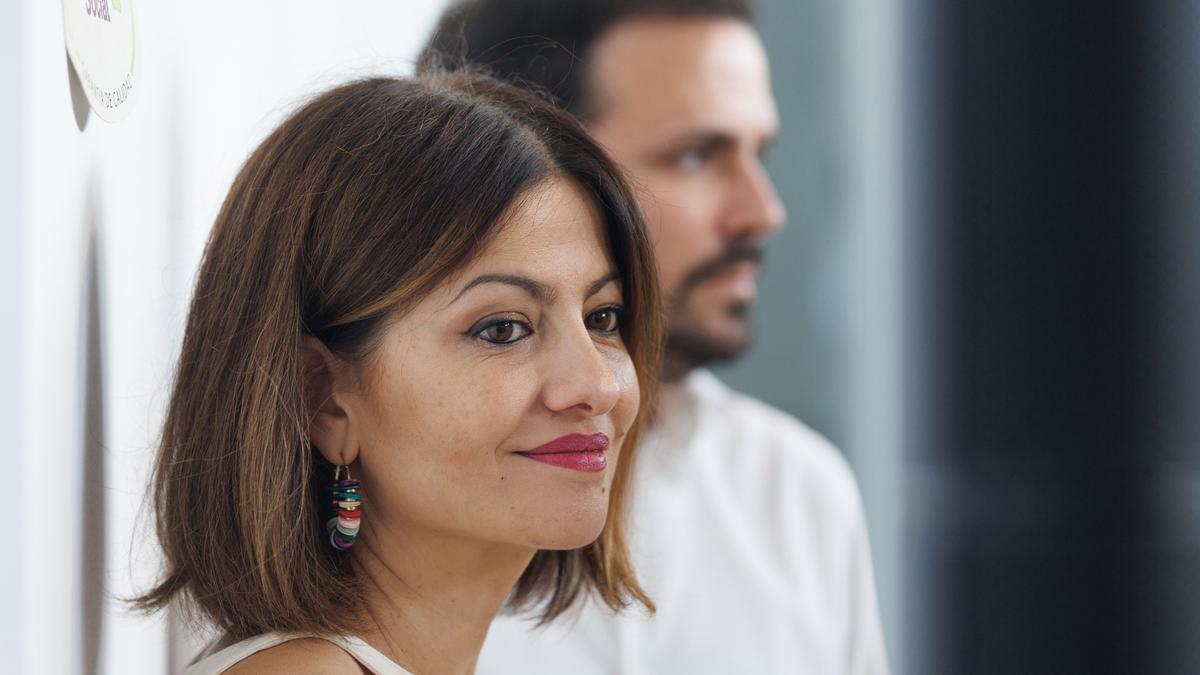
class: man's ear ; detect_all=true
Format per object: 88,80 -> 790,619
302,335 -> 360,466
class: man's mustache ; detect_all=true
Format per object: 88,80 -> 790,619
674,240 -> 764,302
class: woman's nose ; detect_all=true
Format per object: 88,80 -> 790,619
540,327 -> 622,417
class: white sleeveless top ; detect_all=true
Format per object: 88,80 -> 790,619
183,632 -> 414,674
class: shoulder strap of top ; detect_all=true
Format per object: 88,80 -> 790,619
324,634 -> 414,675
182,633 -> 295,674
182,632 -> 414,675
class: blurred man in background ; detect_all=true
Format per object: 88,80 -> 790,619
422,1 -> 888,672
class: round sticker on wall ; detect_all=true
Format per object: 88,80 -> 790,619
62,0 -> 138,123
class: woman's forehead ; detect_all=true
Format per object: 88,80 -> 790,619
409,178 -> 618,315
468,180 -> 612,274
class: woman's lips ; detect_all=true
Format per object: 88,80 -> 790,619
520,451 -> 607,472
516,432 -> 609,473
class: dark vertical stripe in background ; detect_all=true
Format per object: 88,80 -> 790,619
905,1 -> 1200,673
82,220 -> 106,675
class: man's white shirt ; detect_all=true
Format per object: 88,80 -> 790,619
478,369 -> 889,674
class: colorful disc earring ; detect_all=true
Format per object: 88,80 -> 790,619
326,465 -> 362,551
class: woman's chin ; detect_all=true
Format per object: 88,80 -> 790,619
523,513 -> 608,551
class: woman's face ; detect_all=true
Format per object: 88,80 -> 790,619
348,178 -> 640,551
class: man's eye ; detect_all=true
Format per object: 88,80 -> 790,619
477,320 -> 532,345
585,307 -> 623,334
676,147 -> 712,170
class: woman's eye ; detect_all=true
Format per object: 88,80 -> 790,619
585,307 -> 623,334
477,320 -> 532,345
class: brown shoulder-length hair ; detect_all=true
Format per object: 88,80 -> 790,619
134,71 -> 661,640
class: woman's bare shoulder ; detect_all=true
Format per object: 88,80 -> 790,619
222,637 -> 369,675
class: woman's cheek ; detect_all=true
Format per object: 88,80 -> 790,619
611,350 -> 641,433
448,364 -> 539,445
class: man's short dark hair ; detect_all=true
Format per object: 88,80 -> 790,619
419,0 -> 756,119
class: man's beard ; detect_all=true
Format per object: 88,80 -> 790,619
661,239 -> 763,382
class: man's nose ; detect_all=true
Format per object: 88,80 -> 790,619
721,155 -> 787,240
540,327 -> 622,417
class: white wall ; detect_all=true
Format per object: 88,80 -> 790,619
1,0 -> 28,667
14,3 -> 448,673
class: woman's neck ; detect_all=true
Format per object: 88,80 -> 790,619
350,517 -> 535,675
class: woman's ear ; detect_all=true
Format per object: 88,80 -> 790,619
302,335 -> 360,466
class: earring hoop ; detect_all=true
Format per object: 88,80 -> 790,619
326,465 -> 362,551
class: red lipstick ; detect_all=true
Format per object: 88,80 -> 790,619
517,432 -> 610,473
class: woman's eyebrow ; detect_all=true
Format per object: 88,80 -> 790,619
586,272 -> 621,300
452,274 -> 554,304
450,271 -> 621,306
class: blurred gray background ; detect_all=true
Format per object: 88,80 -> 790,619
714,0 -> 905,667
719,2 -> 1200,674
716,3 -> 845,441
